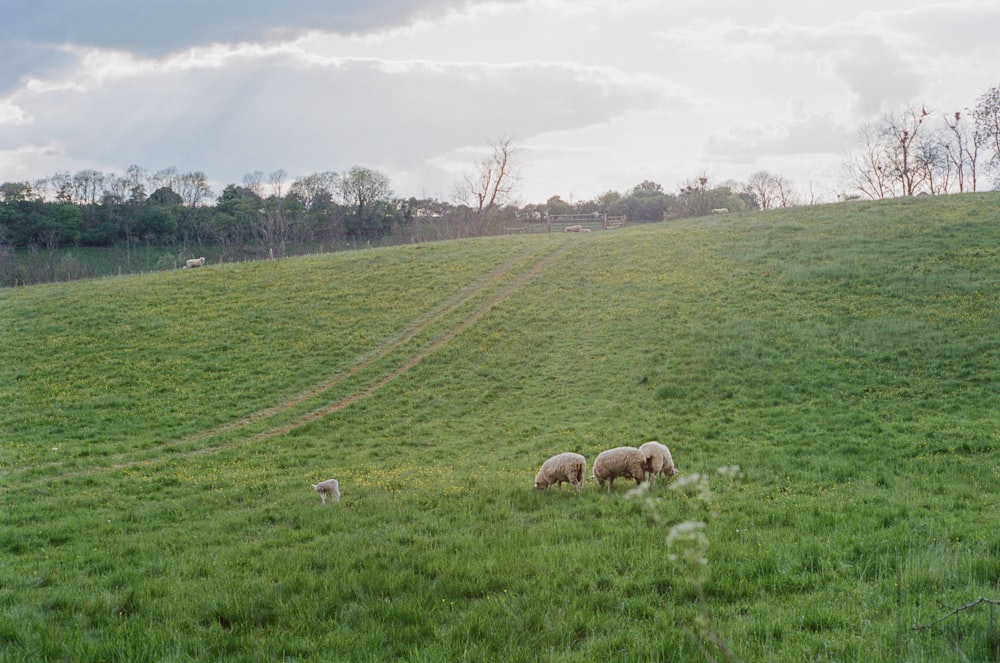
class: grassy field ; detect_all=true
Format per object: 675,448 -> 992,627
2,194 -> 1000,661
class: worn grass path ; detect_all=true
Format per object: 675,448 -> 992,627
1,239 -> 574,490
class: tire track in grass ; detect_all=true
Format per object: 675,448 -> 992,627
3,240 -> 572,489
224,238 -> 573,447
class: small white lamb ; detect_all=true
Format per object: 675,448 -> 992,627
534,452 -> 587,492
184,257 -> 206,269
639,441 -> 676,484
312,478 -> 340,504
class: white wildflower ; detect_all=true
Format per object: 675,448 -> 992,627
717,465 -> 743,480
667,520 -> 709,568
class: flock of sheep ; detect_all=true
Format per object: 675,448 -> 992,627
533,441 -> 676,493
312,441 -> 675,504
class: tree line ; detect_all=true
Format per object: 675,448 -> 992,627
0,160 -> 757,261
3,85 -> 999,286
843,84 -> 1000,198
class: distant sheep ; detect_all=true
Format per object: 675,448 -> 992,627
312,478 -> 340,504
639,441 -> 676,484
592,446 -> 646,492
711,208 -> 729,215
564,224 -> 584,232
184,257 -> 206,268
534,452 -> 587,492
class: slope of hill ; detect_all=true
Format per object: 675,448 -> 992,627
2,194 -> 999,661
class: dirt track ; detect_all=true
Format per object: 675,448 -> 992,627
3,241 -> 572,490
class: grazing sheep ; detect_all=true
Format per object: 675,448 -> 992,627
312,478 -> 340,504
184,257 -> 206,268
564,224 -> 584,232
711,208 -> 729,215
534,452 -> 587,492
639,441 -> 676,484
592,446 -> 646,492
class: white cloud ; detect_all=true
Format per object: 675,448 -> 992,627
1,0 -> 998,202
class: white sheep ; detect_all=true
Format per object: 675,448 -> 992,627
564,224 -> 584,232
711,208 -> 729,215
534,452 -> 587,492
184,257 -> 206,268
592,446 -> 646,492
312,478 -> 340,504
639,441 -> 676,484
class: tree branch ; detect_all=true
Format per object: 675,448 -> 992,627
913,597 -> 1000,632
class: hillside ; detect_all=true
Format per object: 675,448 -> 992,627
2,194 -> 1000,661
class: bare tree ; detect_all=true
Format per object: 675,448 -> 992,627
973,84 -> 1000,183
942,112 -> 976,192
844,121 -> 895,199
884,106 -> 932,196
269,169 -> 287,199
243,171 -> 265,198
844,108 -> 936,198
746,171 -> 779,210
454,135 -> 521,237
151,167 -> 179,193
177,171 -> 212,210
773,174 -> 797,207
123,164 -> 147,204
72,169 -> 105,206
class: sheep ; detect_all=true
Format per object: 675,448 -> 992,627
711,208 -> 729,215
312,478 -> 340,504
184,257 -> 206,268
639,441 -> 676,484
564,224 -> 584,232
592,446 -> 646,492
534,452 -> 587,492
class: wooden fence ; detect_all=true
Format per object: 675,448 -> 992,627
506,213 -> 628,234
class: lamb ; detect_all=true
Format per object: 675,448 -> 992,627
311,478 -> 341,504
711,208 -> 729,215
592,446 -> 647,492
534,452 -> 587,492
639,441 -> 676,484
564,224 -> 584,232
184,257 -> 206,268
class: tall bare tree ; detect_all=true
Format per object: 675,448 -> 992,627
242,171 -> 265,198
884,106 -> 932,196
845,108 -> 937,198
151,167 -> 179,193
454,135 -> 521,237
269,169 -> 287,199
973,84 -> 1000,181
845,121 -> 894,199
943,111 -> 981,192
177,171 -> 212,210
72,169 -> 105,206
746,171 -> 779,210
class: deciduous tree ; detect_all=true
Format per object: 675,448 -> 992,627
455,136 -> 520,237
973,84 -> 1000,180
337,166 -> 396,238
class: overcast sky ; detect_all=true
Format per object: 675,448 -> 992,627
2,0 -> 998,204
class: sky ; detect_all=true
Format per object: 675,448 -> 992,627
1,0 -> 998,204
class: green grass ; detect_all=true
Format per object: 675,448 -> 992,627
2,194 -> 1000,661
